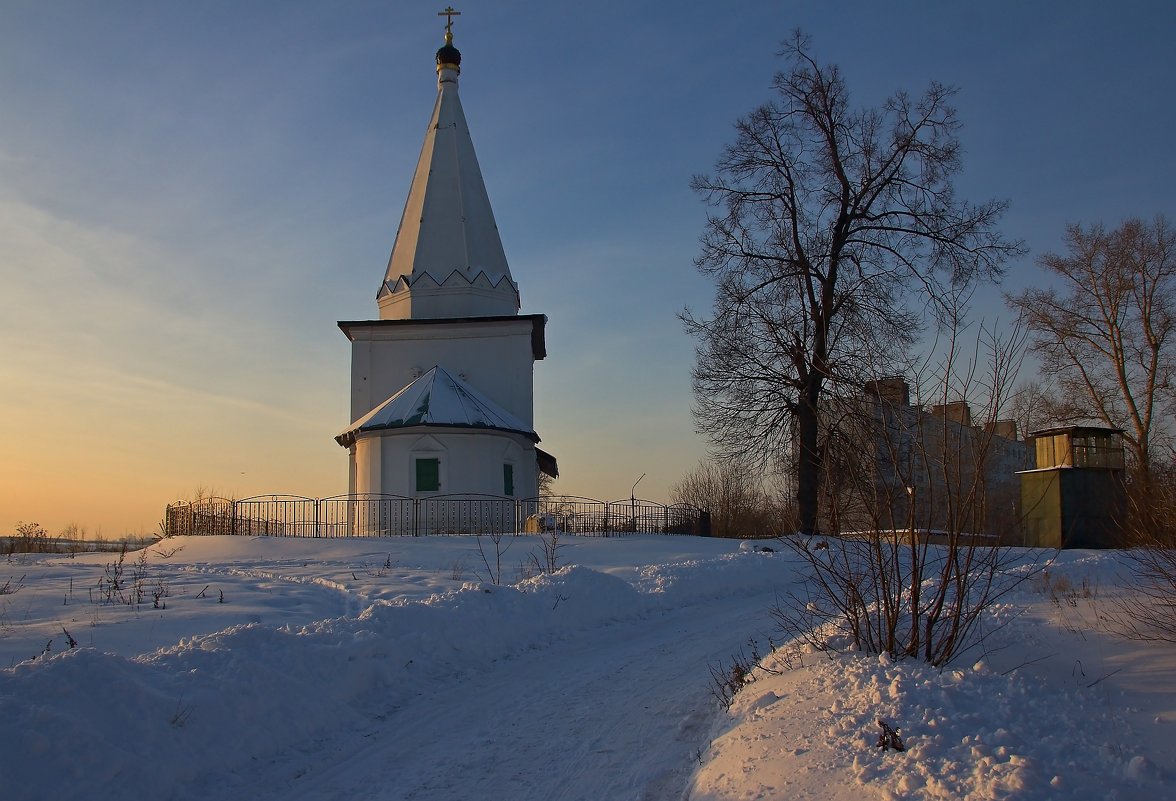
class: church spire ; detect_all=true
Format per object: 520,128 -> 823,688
377,9 -> 519,320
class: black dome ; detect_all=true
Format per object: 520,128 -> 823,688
436,43 -> 462,68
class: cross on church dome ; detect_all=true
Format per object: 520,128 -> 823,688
438,6 -> 461,34
436,6 -> 462,72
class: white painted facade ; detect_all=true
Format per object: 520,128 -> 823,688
348,430 -> 537,500
340,316 -> 543,429
337,24 -> 550,504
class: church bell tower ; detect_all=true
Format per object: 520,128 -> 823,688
336,9 -> 555,507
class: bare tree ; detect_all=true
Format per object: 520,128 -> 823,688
683,31 -> 1022,535
8,521 -> 50,555
1006,216 -> 1176,485
1007,380 -> 1052,442
670,458 -> 789,537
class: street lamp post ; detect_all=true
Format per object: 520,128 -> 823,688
630,473 -> 645,533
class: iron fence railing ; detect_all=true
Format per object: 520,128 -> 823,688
164,494 -> 710,538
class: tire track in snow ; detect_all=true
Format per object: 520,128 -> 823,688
217,585 -> 781,801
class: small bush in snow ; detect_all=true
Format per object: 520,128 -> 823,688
152,579 -> 170,609
11,521 -> 51,554
709,655 -> 752,711
773,329 -> 1044,667
475,532 -> 514,586
537,528 -> 563,574
1038,570 -> 1096,608
876,719 -> 905,752
516,559 -> 539,583
96,545 -> 128,604
709,639 -> 779,710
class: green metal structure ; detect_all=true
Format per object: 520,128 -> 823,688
1019,426 -> 1126,548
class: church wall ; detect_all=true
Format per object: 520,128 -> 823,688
354,428 -> 538,499
349,320 -> 536,426
353,437 -> 383,495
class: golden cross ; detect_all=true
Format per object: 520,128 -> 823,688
438,6 -> 461,36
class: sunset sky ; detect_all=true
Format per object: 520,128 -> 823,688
2,1 -> 1173,537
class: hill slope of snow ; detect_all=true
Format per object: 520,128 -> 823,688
0,536 -> 1172,800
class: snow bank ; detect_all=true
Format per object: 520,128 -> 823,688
2,536 -> 1174,801
688,550 -> 1176,801
0,565 -> 646,800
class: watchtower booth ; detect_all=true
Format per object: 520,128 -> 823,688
1019,426 -> 1126,548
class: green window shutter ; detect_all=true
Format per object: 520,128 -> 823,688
416,458 -> 440,492
503,463 -> 514,496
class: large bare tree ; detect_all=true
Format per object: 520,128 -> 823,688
683,32 -> 1021,535
1007,216 -> 1176,481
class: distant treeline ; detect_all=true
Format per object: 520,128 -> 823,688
1,535 -> 155,556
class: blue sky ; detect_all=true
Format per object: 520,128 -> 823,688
2,1 -> 1173,536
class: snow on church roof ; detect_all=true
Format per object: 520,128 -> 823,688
335,365 -> 539,447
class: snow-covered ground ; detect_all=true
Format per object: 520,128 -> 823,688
0,535 -> 1172,800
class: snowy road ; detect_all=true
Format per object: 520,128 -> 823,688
6,538 -> 1174,801
214,586 -> 780,801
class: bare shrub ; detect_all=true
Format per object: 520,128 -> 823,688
94,544 -> 152,606
9,521 -> 50,554
96,545 -> 129,604
774,324 -> 1042,667
708,639 -> 780,710
671,458 -> 792,537
154,543 -> 185,559
475,532 -> 514,586
151,579 -> 170,609
131,549 -> 149,606
524,528 -> 564,577
708,656 -> 753,712
516,559 -> 539,583
1106,457 -> 1176,640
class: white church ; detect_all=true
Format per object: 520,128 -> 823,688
335,14 -> 556,504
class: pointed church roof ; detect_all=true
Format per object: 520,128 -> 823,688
381,25 -> 514,306
335,365 -> 539,447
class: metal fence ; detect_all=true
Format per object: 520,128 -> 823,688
164,494 -> 710,538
